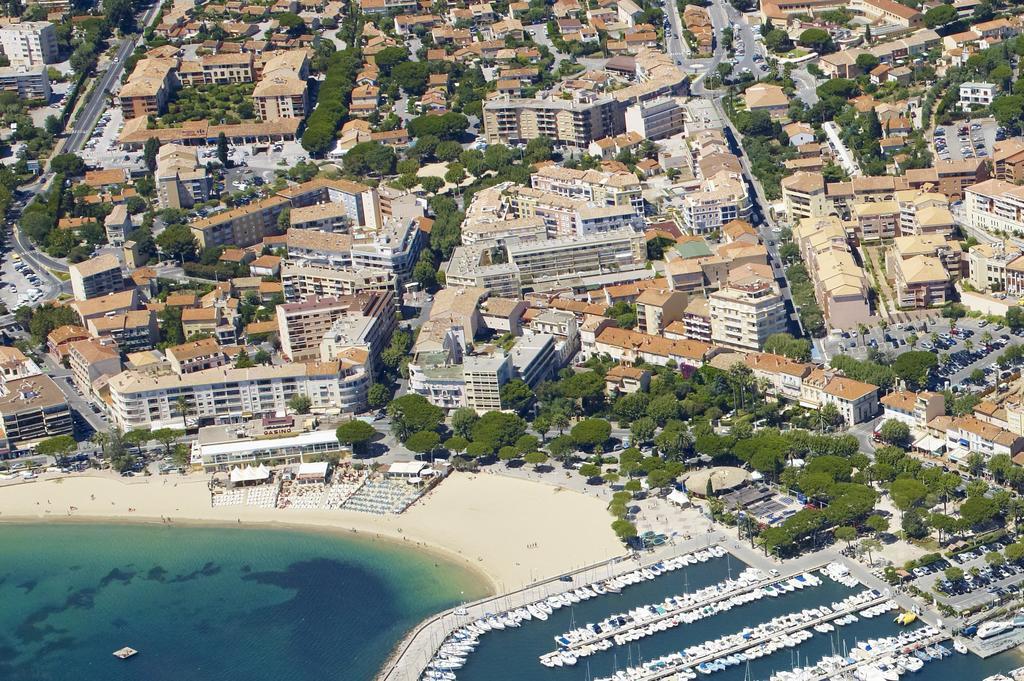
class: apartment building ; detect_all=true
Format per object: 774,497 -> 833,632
935,414 -> 1024,460
156,143 -> 212,210
108,360 -> 371,430
709,268 -> 788,351
745,352 -> 880,425
881,390 -> 945,430
290,202 -> 352,232
793,217 -> 872,330
120,58 -> 178,119
968,241 -> 1023,292
681,172 -> 751,234
0,22 -> 58,67
166,338 -> 227,375
959,82 -> 996,110
66,339 -> 122,398
87,310 -> 159,352
890,255 -> 950,308
906,158 -> 989,201
801,369 -> 880,425
636,288 -> 688,335
591,326 -> 714,369
278,177 -> 382,230
69,254 -> 124,301
0,65 -> 49,100
530,165 -> 644,217
281,261 -> 397,302
277,291 -> 395,366
349,216 -> 425,281
0,374 -> 72,449
965,178 -> 1024,237
851,200 -> 900,243
179,53 -> 254,86
993,140 -> 1024,183
190,196 -> 289,249
253,71 -> 308,120
483,94 -> 619,149
624,96 -> 687,140
510,228 -> 646,286
781,172 -> 830,222
505,185 -> 641,237
462,351 -> 513,412
895,189 -> 956,238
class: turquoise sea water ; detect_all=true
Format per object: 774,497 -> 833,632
0,523 -> 489,681
455,554 -> 1023,681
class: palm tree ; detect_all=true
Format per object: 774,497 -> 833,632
907,333 -> 918,349
858,324 -> 869,344
930,332 -> 940,346
551,413 -> 570,435
940,352 -> 951,367
982,331 -> 993,347
176,396 -> 191,430
965,339 -> 974,352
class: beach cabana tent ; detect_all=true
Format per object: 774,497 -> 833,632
295,461 -> 329,483
230,464 -> 271,486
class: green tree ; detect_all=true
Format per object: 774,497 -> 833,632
866,514 -> 890,536
471,411 -> 527,451
35,434 -> 77,464
388,394 -> 444,441
288,394 -> 312,414
524,450 -> 548,469
336,420 -> 376,454
217,131 -> 229,166
924,3 -> 957,28
879,419 -> 911,448
405,430 -> 441,457
630,416 -> 657,445
143,137 -> 160,172
151,427 -> 184,458
156,223 -> 198,262
420,176 -> 444,194
892,351 -> 937,390
571,418 -> 611,450
500,378 -> 534,416
890,478 -> 927,514
451,407 -> 479,439
834,525 -> 857,548
944,566 -> 964,582
234,349 -> 255,368
367,383 -> 391,409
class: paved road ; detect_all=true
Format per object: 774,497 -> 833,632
63,0 -> 163,156
791,67 -> 819,106
822,121 -> 861,177
39,354 -> 112,434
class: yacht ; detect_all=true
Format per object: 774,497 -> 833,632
977,621 -> 1016,640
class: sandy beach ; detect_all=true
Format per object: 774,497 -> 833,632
0,471 -> 624,590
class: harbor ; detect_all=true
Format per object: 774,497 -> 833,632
377,536 -> 1024,681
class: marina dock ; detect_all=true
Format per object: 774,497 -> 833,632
596,592 -> 892,681
806,630 -> 950,679
553,570 -> 819,655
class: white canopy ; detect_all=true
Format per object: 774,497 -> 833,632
388,461 -> 429,476
667,489 -> 691,507
296,461 -> 329,479
229,464 -> 270,483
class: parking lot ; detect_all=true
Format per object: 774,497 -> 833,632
933,117 -> 999,162
913,538 -> 1024,611
819,316 -> 1019,390
0,247 -> 48,311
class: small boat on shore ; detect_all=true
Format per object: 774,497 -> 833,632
112,647 -> 138,660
